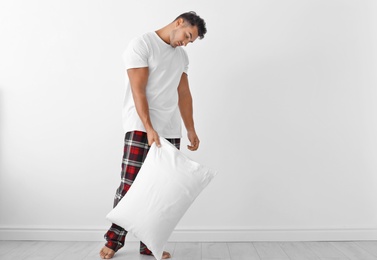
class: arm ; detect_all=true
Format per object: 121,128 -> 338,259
127,67 -> 160,147
178,72 -> 200,151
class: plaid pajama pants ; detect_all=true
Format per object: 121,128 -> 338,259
104,130 -> 181,254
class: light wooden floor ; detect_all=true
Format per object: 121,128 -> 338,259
1,240 -> 377,260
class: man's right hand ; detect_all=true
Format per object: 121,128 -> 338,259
146,128 -> 161,147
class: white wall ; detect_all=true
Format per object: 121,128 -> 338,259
1,0 -> 377,241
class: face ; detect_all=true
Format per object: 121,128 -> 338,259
170,19 -> 199,48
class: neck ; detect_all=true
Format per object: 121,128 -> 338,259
155,24 -> 173,45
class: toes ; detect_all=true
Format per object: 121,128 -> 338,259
100,247 -> 115,259
105,252 -> 114,259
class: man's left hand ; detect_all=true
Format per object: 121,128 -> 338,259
187,131 -> 200,151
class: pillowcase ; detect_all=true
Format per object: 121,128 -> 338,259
106,137 -> 217,260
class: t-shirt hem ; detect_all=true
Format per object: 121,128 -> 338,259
125,64 -> 148,70
123,128 -> 182,139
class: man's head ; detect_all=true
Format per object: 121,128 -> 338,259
169,11 -> 207,48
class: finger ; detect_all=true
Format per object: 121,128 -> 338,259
188,140 -> 199,151
194,140 -> 199,150
148,138 -> 155,147
189,146 -> 197,151
155,135 -> 161,147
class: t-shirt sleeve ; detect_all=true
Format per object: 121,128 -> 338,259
122,36 -> 149,69
182,48 -> 189,74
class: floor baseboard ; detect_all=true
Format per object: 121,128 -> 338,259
0,226 -> 376,241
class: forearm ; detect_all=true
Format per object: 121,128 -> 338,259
132,87 -> 160,146
127,67 -> 154,132
178,92 -> 195,132
177,73 -> 196,133
177,73 -> 200,150
133,93 -> 154,132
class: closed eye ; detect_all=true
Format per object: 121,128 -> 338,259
186,33 -> 193,43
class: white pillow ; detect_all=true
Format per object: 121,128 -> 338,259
106,137 -> 217,260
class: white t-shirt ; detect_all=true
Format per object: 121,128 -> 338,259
122,31 -> 189,138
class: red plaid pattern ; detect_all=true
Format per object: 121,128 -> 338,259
104,130 -> 180,253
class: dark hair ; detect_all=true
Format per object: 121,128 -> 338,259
174,11 -> 207,39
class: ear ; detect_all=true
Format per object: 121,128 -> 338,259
175,18 -> 185,27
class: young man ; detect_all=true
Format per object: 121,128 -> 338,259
100,12 -> 207,259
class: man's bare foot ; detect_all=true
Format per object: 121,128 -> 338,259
99,246 -> 115,259
140,250 -> 171,259
162,251 -> 171,259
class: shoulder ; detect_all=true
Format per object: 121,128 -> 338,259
125,33 -> 151,55
128,33 -> 149,47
